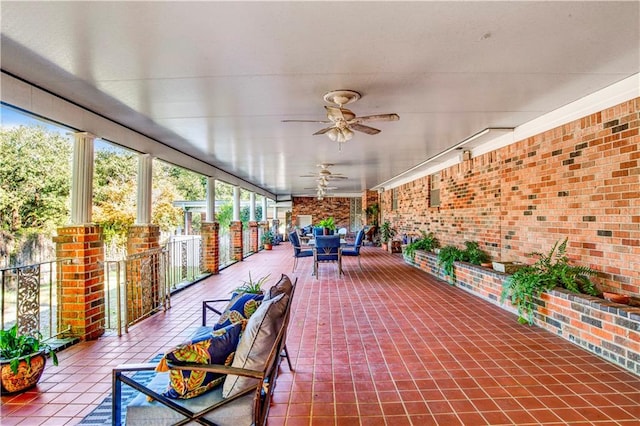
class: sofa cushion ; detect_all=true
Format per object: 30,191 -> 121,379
222,292 -> 289,398
213,292 -> 264,331
264,274 -> 293,301
159,322 -> 242,399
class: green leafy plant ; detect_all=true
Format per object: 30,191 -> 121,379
461,241 -> 490,265
0,324 -> 58,374
437,245 -> 465,282
501,238 -> 599,325
233,272 -> 270,294
403,231 -> 440,260
317,217 -> 336,231
363,203 -> 380,226
261,230 -> 274,245
379,221 -> 396,243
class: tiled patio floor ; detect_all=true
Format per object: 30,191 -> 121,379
1,243 -> 639,425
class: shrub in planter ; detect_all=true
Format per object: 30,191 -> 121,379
461,241 -> 490,265
0,324 -> 58,394
500,238 -> 598,325
261,231 -> 274,249
437,245 -> 465,283
233,272 -> 270,295
403,231 -> 439,260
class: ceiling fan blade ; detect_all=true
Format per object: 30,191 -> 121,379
350,123 -> 381,135
324,175 -> 348,180
352,113 -> 400,123
324,106 -> 345,122
313,126 -> 336,136
282,119 -> 331,123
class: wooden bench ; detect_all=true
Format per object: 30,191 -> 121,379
112,276 -> 296,426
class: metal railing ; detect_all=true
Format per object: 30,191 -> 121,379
164,235 -> 207,290
1,259 -> 72,340
242,227 -> 252,258
219,230 -> 233,268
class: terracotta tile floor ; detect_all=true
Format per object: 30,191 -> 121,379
1,243 -> 639,425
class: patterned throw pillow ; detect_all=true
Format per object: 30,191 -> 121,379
158,322 -> 242,399
213,292 -> 264,330
222,292 -> 289,398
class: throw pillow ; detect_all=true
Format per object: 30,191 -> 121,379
222,292 -> 289,398
213,292 -> 264,331
157,322 -> 242,399
264,274 -> 293,301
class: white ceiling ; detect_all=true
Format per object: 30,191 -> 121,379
1,1 -> 638,198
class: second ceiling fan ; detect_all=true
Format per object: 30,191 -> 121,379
283,90 -> 399,146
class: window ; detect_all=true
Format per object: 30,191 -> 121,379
350,198 -> 362,230
430,172 -> 440,207
391,188 -> 398,211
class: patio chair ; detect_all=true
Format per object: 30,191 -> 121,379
313,235 -> 342,279
289,230 -> 313,272
340,228 -> 365,271
112,276 -> 297,426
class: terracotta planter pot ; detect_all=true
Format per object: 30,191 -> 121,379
264,244 -> 272,250
1,352 -> 46,394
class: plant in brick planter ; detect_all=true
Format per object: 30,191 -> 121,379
403,231 -> 439,261
500,238 -> 599,325
437,245 -> 465,283
461,241 -> 490,266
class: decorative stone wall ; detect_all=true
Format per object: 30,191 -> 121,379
292,196 -> 352,231
385,98 -> 640,296
406,250 -> 640,375
54,225 -> 105,341
201,221 -> 220,274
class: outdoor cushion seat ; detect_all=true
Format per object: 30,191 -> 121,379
340,229 -> 365,271
289,230 -> 313,272
125,372 -> 253,426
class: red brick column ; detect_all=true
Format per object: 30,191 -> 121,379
249,221 -> 259,253
54,225 -> 105,341
126,225 -> 160,255
202,221 -> 220,274
230,221 -> 243,261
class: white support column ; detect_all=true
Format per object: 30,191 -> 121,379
262,197 -> 268,221
136,154 -> 153,224
70,132 -> 95,224
232,186 -> 241,221
272,205 -> 278,221
206,177 -> 216,221
249,192 -> 256,222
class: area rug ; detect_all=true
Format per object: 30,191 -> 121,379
78,354 -> 163,425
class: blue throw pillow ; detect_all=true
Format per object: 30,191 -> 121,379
213,292 -> 264,330
159,322 -> 242,399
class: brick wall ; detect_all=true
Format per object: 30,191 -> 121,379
386,98 -> 640,296
201,221 -> 220,274
292,196 -> 352,231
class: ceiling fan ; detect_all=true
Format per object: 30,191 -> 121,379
283,90 -> 399,147
300,163 -> 348,181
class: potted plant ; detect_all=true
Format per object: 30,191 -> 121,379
437,245 -> 465,283
363,203 -> 380,227
1,324 -> 58,394
317,217 -> 336,235
261,231 -> 274,250
500,238 -> 599,325
233,272 -> 270,295
379,221 -> 396,251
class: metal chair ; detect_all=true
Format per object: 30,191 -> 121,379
289,231 -> 313,272
313,235 -> 342,278
340,229 -> 365,271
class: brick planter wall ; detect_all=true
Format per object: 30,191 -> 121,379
405,250 -> 640,375
385,98 -> 639,297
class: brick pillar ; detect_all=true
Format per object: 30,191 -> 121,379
202,221 -> 220,274
249,221 -> 259,253
54,225 -> 105,341
126,225 -> 161,321
230,221 -> 243,261
127,225 -> 161,255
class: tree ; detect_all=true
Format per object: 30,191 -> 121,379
0,126 -> 72,235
